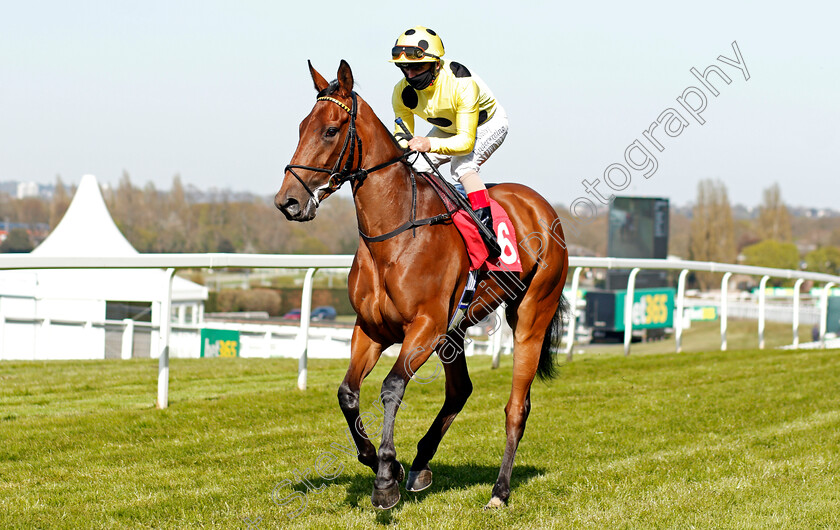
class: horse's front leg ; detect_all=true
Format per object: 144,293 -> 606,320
371,315 -> 441,509
407,329 -> 472,492
337,321 -> 389,473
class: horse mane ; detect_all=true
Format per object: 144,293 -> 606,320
317,79 -> 341,98
315,80 -> 408,162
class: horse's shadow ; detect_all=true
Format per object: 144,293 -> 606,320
331,461 -> 545,518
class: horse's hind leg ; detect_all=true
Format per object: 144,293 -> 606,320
407,331 -> 473,492
486,292 -> 560,509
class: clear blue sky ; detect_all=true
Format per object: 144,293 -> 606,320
2,1 -> 838,208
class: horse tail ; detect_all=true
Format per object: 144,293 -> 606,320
536,294 -> 569,381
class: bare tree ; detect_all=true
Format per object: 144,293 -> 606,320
49,175 -> 70,229
689,179 -> 736,289
758,182 -> 792,242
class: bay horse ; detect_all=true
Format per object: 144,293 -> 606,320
275,60 -> 569,510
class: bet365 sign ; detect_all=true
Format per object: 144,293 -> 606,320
200,329 -> 240,358
614,288 -> 675,330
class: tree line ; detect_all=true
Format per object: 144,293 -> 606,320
2,175 -> 839,288
0,173 -> 359,255
688,180 -> 840,287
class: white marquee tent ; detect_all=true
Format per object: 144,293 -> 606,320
0,175 -> 208,360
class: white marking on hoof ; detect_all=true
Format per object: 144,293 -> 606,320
373,496 -> 400,510
484,496 -> 505,510
372,486 -> 401,510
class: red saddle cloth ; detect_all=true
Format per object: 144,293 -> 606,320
452,200 -> 523,272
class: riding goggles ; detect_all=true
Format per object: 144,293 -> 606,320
391,46 -> 440,61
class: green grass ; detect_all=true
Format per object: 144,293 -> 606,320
2,344 -> 839,528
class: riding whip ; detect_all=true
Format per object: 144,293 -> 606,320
395,118 -> 501,252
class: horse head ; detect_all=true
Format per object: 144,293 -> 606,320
275,60 -> 359,221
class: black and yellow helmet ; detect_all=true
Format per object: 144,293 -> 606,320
389,26 -> 445,64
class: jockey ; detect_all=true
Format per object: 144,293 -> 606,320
390,26 -> 508,258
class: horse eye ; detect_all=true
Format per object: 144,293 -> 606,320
325,127 -> 340,138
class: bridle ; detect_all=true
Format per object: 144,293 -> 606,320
284,91 -> 405,207
284,90 -> 454,242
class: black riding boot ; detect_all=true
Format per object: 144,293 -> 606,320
476,206 -> 502,259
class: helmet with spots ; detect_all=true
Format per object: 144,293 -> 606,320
389,26 -> 445,64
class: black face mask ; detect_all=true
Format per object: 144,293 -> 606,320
405,67 -> 436,90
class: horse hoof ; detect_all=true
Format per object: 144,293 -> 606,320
392,461 -> 405,483
371,482 -> 401,510
483,496 -> 505,510
406,469 -> 433,492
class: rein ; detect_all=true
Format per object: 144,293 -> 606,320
359,168 -> 456,242
286,91 -> 455,242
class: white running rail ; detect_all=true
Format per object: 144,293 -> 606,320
3,254 -> 839,408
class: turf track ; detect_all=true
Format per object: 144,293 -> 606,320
1,331 -> 838,528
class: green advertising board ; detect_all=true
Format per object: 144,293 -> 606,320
613,288 -> 675,331
828,297 -> 840,335
200,329 -> 240,358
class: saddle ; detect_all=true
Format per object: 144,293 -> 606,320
426,178 -> 523,331
420,175 -> 522,273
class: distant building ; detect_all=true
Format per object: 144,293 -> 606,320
15,181 -> 54,200
16,181 -> 40,199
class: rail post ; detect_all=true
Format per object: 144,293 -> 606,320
675,269 -> 689,353
792,278 -> 804,348
758,276 -> 770,350
491,305 -> 504,369
156,268 -> 176,409
264,330 -> 273,356
121,318 -> 134,360
720,272 -> 732,351
820,282 -> 835,349
565,267 -> 582,361
0,311 -> 5,361
298,267 -> 317,390
624,268 -> 640,356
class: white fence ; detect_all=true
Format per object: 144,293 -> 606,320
2,253 -> 839,408
0,315 -> 506,360
684,297 -> 821,325
0,316 -> 353,360
564,258 -> 840,358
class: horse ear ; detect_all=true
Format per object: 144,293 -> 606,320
308,60 -> 330,92
337,60 -> 354,93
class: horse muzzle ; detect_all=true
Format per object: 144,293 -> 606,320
275,194 -> 317,222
